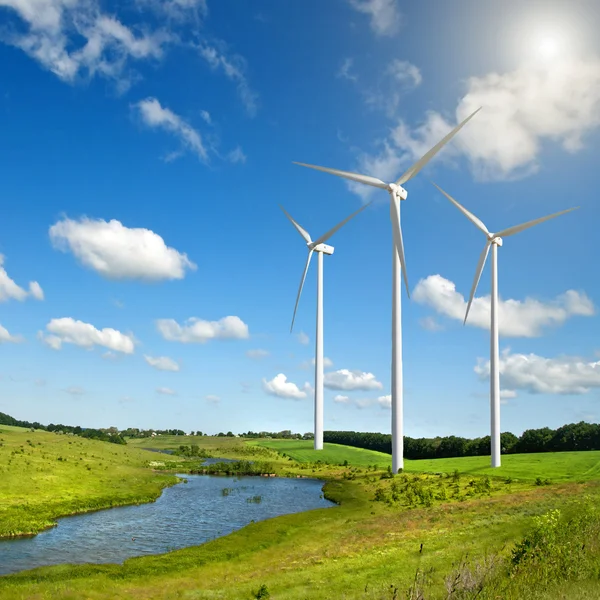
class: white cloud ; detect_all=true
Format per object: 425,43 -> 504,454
334,394 -> 350,403
0,255 -> 44,303
205,394 -> 220,403
324,369 -> 383,391
0,323 -> 23,343
144,354 -> 180,371
157,316 -> 249,343
361,55 -> 600,183
198,42 -> 258,117
136,0 -> 208,21
262,373 -> 311,400
300,356 -> 334,369
297,331 -> 309,345
28,281 -> 44,300
200,109 -> 212,124
156,386 -> 176,395
246,348 -> 269,360
337,57 -> 358,82
413,275 -> 594,337
38,317 -> 135,353
419,316 -> 443,332
64,386 -> 85,396
102,351 -> 118,360
475,350 -> 600,395
0,0 -> 170,89
365,59 -> 422,117
376,394 -> 391,409
348,0 -> 401,37
227,145 -> 247,164
134,97 -> 209,162
49,216 -> 196,281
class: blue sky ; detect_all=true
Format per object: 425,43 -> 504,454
0,0 -> 599,438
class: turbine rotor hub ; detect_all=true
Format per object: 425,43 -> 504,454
389,183 -> 408,201
490,235 -> 503,246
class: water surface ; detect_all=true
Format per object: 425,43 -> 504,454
0,474 -> 333,576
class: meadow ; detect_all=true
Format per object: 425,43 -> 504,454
0,427 -> 599,599
0,425 -> 179,538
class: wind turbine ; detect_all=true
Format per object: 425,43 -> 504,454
432,181 -> 579,467
293,107 -> 481,473
281,202 -> 371,450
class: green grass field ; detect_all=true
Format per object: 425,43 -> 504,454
0,425 -> 179,537
1,432 -> 599,599
254,439 -> 600,482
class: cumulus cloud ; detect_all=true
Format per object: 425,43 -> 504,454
334,394 -> 350,403
134,97 -> 209,162
144,354 -> 180,371
0,323 -> 23,343
475,350 -> 600,395
205,394 -> 220,403
49,216 -> 196,281
0,0 -> 170,89
246,348 -> 269,359
156,386 -> 176,395
157,316 -> 249,343
335,394 -> 391,409
349,54 -> 600,189
198,42 -> 258,117
297,331 -> 309,345
262,373 -> 311,400
38,317 -> 135,353
348,0 -> 401,37
0,255 -> 44,303
413,275 -> 594,337
324,369 -> 383,391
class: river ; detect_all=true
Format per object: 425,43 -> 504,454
0,473 -> 335,576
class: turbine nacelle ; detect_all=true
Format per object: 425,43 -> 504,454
388,183 -> 408,200
489,235 -> 503,246
310,242 -> 334,255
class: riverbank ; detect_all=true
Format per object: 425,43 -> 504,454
2,429 -> 600,598
0,426 -> 180,538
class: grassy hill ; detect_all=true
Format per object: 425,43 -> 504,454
0,425 -> 179,537
254,439 -> 600,482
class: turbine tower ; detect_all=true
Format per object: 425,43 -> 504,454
293,107 -> 481,473
281,202 -> 371,450
432,182 -> 579,467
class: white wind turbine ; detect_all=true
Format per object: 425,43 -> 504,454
432,181 -> 579,467
281,202 -> 371,450
294,107 -> 481,473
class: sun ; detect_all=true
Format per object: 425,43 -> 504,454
537,36 -> 560,59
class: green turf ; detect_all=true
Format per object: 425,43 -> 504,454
1,431 -> 599,598
254,439 -> 600,482
0,425 -> 179,537
252,439 -> 393,467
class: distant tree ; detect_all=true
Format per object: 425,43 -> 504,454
226,431 -> 234,437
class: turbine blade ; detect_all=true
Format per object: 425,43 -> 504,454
495,207 -> 580,239
279,205 -> 312,244
310,202 -> 372,248
395,107 -> 482,186
465,241 -> 491,325
431,181 -> 490,236
390,198 -> 410,298
290,250 -> 314,333
293,162 -> 389,190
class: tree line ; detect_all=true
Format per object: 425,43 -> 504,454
0,412 -> 126,445
324,421 -> 600,458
